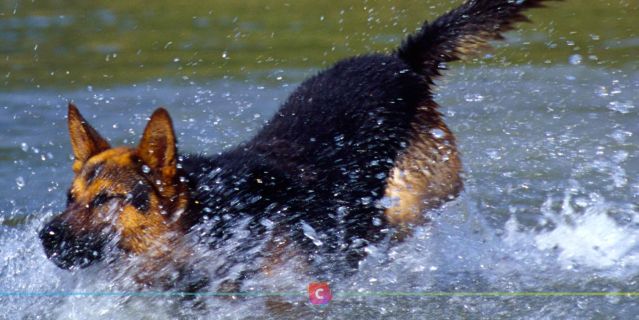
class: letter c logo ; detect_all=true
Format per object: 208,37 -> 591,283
308,282 -> 332,305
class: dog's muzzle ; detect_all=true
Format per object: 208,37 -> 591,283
39,219 -> 105,270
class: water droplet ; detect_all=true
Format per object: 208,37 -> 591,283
16,176 -> 25,189
486,149 -> 502,160
378,196 -> 399,209
595,86 -> 608,97
574,197 -> 589,207
430,128 -> 446,139
301,221 -> 323,246
464,93 -> 484,102
607,101 -> 635,114
141,165 -> 151,174
260,218 -> 274,229
569,54 -> 582,65
20,142 -> 28,152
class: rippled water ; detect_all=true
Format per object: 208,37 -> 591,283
1,0 -> 639,319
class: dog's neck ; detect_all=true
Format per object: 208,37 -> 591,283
176,151 -> 254,227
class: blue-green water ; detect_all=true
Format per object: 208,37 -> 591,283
1,0 -> 638,319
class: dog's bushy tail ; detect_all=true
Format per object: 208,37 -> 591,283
397,0 -> 556,77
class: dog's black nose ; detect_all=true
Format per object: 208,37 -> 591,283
39,219 -> 70,254
40,219 -> 81,269
39,218 -> 106,270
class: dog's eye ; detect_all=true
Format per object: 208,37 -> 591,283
66,190 -> 75,206
129,184 -> 150,213
131,192 -> 150,213
91,192 -> 114,208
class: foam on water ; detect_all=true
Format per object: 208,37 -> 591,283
533,195 -> 639,270
503,191 -> 639,276
3,188 -> 638,319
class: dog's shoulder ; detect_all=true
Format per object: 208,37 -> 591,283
180,149 -> 305,220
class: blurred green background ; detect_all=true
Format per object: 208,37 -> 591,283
0,0 -> 637,88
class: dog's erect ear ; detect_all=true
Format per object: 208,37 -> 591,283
68,103 -> 111,173
138,108 -> 177,182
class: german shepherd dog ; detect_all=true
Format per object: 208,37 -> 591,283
40,0 -> 556,292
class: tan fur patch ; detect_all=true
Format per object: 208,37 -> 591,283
455,32 -> 495,59
384,106 -> 462,239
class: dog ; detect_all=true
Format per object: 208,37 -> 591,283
40,0 -> 556,292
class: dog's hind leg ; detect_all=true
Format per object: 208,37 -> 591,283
383,108 -> 462,239
385,0 -> 557,238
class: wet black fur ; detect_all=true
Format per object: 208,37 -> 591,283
180,56 -> 429,274
175,0 -> 556,278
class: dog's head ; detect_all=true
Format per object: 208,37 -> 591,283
39,104 -> 189,270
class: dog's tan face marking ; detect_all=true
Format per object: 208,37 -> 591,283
40,104 -> 188,270
68,147 -> 176,253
